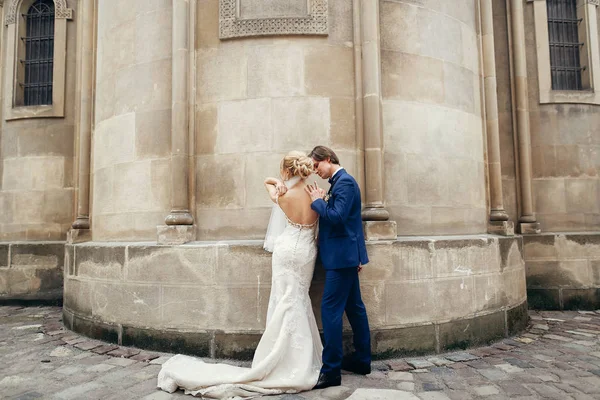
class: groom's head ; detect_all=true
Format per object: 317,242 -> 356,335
309,146 -> 339,179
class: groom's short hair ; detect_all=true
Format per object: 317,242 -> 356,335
309,146 -> 340,165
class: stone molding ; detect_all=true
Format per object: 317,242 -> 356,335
5,0 -> 72,25
219,0 -> 328,39
589,0 -> 599,6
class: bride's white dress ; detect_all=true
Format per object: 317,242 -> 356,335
157,202 -> 322,398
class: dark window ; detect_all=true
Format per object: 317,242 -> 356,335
547,0 -> 584,90
22,0 -> 54,106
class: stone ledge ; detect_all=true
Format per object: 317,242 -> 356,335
64,301 -> 528,361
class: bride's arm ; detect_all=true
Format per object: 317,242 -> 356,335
264,177 -> 286,203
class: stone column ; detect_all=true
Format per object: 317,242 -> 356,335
507,0 -> 540,234
481,0 -> 513,236
69,0 -> 95,243
358,0 -> 397,240
158,0 -> 195,244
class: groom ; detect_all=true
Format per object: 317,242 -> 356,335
305,146 -> 371,389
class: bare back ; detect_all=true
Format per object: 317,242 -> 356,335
277,182 -> 318,226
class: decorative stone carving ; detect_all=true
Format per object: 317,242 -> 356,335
589,0 -> 599,6
5,0 -> 72,25
219,0 -> 327,39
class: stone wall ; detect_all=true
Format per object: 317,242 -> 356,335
0,242 -> 64,301
92,0 -> 172,241
524,233 -> 600,310
63,236 -> 527,358
0,0 -> 78,241
379,0 -> 487,235
194,0 -> 358,240
494,1 -> 600,232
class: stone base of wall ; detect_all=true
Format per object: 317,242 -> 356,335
524,232 -> 600,310
0,242 -> 64,302
64,301 -> 528,360
63,235 -> 528,359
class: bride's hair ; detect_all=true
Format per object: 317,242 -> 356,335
281,151 -> 314,179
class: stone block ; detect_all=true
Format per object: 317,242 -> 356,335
92,113 -> 136,171
10,243 -> 64,268
247,45 -> 303,97
385,281 -> 436,325
127,244 -> 215,283
156,225 -> 195,245
388,205 -> 432,236
363,221 -> 397,241
244,152 -> 284,209
92,282 -> 161,326
443,62 -> 476,113
507,301 -> 529,335
92,167 -> 114,215
473,274 -> 504,312
382,51 -> 444,104
526,288 -> 560,310
523,234 -> 557,260
75,245 -> 125,280
11,191 -> 45,224
418,8 -> 463,66
215,244 -> 271,284
217,98 -> 272,154
519,222 -> 541,234
488,221 -> 515,236
214,331 -> 261,360
161,285 -> 267,331
196,154 -> 245,209
533,179 -> 566,213
304,45 -> 354,97
135,8 -> 172,64
195,103 -> 218,155
195,207 -> 272,240
122,326 -> 211,358
63,278 -> 93,315
360,283 -> 386,328
372,325 -> 437,358
562,289 -> 600,310
360,242 -> 394,282
113,161 -> 153,212
526,260 -> 590,288
2,157 -> 65,190
405,154 -> 448,206
0,244 -> 8,268
502,268 -> 528,306
393,240 -> 434,280
272,97 -> 330,151
197,48 -> 247,103
114,59 -> 171,114
566,179 -> 599,213
438,311 -> 505,351
383,151 -> 408,206
18,124 -> 75,157
67,229 -> 91,244
135,109 -> 171,159
380,2 -> 420,55
433,276 -> 475,320
327,0 -> 353,44
71,313 -> 119,344
383,101 -> 430,155
196,0 -> 219,49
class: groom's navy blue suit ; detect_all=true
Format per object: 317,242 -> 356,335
310,168 -> 371,375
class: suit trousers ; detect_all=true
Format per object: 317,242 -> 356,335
320,267 -> 371,375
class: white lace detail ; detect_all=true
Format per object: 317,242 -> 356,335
158,221 -> 322,398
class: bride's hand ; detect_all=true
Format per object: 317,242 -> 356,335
275,182 -> 287,195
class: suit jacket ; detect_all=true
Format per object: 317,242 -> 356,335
310,169 -> 369,270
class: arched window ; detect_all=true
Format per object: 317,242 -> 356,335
22,0 -> 55,106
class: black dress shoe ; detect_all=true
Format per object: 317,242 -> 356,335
341,356 -> 371,375
313,372 -> 341,389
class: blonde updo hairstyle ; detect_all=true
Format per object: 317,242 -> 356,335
280,151 -> 314,180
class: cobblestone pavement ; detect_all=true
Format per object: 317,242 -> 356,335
2,307 -> 600,399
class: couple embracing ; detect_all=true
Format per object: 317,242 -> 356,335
158,146 -> 371,398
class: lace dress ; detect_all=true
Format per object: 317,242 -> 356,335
157,208 -> 322,399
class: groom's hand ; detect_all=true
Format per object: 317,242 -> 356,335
305,182 -> 325,202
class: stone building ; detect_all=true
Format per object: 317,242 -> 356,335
0,0 -> 597,357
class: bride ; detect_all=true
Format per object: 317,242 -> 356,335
157,151 -> 323,398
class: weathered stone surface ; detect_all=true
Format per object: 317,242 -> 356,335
346,389 -> 420,400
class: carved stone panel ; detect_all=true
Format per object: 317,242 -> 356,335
219,0 -> 328,39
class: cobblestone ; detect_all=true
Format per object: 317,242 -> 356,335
2,306 -> 600,399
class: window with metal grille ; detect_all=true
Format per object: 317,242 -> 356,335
21,0 -> 55,106
547,0 -> 584,90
